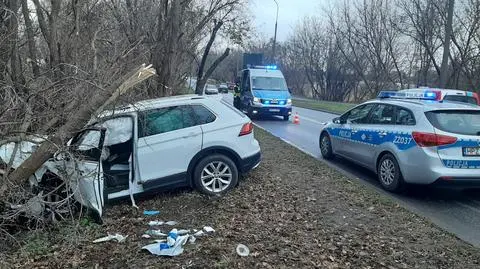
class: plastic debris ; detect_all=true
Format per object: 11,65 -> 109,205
142,234 -> 151,239
194,230 -> 204,237
142,235 -> 189,256
203,226 -> 215,233
154,239 -> 166,243
177,229 -> 190,235
236,244 -> 250,257
93,234 -> 128,243
167,229 -> 178,247
148,220 -> 164,226
165,221 -> 177,226
143,210 -> 160,216
145,230 -> 167,237
188,235 -> 196,244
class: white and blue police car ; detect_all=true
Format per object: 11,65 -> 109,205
319,89 -> 480,192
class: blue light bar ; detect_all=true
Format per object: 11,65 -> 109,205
250,65 -> 278,70
377,90 -> 441,100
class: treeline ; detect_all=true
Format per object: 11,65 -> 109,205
260,0 -> 479,102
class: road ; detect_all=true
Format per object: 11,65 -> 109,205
222,93 -> 480,248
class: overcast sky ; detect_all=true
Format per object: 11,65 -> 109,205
249,0 -> 328,42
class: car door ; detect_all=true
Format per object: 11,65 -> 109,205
67,128 -> 106,217
359,104 -> 396,168
339,104 -> 376,161
136,105 -> 202,190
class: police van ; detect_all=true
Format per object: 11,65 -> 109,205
234,65 -> 292,120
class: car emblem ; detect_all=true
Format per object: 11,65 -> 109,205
361,134 -> 366,140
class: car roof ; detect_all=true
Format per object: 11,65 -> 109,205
248,68 -> 284,78
364,98 -> 480,112
98,95 -> 206,117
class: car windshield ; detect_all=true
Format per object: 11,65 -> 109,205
251,76 -> 287,91
426,110 -> 480,136
443,95 -> 478,105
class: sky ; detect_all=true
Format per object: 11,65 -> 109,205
249,0 -> 328,42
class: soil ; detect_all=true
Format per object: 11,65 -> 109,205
2,128 -> 480,268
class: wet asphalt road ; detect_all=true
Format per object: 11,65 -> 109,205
222,93 -> 480,248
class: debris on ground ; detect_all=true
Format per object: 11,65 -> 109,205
143,210 -> 160,216
92,234 -> 128,243
236,244 -> 250,257
144,230 -> 167,237
142,235 -> 189,256
147,220 -> 177,226
203,226 -> 215,233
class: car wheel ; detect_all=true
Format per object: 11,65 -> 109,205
194,154 -> 239,196
283,115 -> 289,121
377,153 -> 404,192
319,133 -> 334,159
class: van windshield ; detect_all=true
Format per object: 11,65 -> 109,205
251,76 -> 287,91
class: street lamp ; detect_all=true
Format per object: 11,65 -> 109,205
271,0 -> 279,63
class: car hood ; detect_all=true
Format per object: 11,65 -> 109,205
252,90 -> 290,99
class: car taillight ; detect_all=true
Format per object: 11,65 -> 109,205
239,122 -> 253,136
412,131 -> 457,147
473,92 -> 480,105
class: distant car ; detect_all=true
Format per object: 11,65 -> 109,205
0,95 -> 261,217
399,88 -> 480,105
320,89 -> 480,192
219,83 -> 229,93
205,84 -> 219,95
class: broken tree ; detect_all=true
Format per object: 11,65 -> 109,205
0,64 -> 156,199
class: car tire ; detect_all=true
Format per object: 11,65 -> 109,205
283,115 -> 289,121
377,153 -> 404,192
319,133 -> 334,160
194,154 -> 239,196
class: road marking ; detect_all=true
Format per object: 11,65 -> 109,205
296,115 -> 327,125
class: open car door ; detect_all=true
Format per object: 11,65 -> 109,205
67,128 -> 106,217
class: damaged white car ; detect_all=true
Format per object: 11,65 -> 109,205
0,95 -> 262,217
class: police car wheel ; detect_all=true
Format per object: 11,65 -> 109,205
320,133 -> 334,159
377,154 -> 404,192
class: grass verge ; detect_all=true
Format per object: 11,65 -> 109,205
2,128 -> 479,268
293,98 -> 355,114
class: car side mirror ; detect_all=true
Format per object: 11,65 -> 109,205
333,117 -> 346,124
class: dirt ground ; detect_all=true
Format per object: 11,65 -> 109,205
2,128 -> 480,268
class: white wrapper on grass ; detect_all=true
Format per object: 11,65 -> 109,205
194,230 -> 204,237
148,220 -> 164,226
189,235 -> 196,244
203,226 -> 215,233
141,234 -> 151,239
177,229 -> 190,235
142,235 -> 189,256
165,221 -> 177,226
93,234 -> 128,243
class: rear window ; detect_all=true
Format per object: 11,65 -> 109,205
443,95 -> 478,105
426,110 -> 480,136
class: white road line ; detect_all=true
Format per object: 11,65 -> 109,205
297,115 -> 327,125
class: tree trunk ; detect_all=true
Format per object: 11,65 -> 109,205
196,48 -> 231,94
195,21 -> 224,95
21,0 -> 40,77
439,0 -> 455,88
2,65 -> 155,199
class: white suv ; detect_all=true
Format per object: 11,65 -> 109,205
0,95 -> 261,216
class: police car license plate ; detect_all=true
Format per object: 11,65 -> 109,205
463,147 -> 480,156
269,109 -> 280,112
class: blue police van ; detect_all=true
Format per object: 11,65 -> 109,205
234,65 -> 292,120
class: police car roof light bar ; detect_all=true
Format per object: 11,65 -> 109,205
377,90 -> 442,101
248,65 -> 278,70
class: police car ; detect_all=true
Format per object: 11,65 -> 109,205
319,89 -> 480,192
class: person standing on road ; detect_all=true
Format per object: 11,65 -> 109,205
233,82 -> 241,109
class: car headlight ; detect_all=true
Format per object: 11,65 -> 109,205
253,97 -> 261,103
287,98 -> 292,104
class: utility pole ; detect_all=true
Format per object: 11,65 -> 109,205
271,0 -> 279,63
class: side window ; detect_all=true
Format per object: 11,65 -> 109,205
369,104 -> 395,125
191,105 -> 216,125
139,106 -> 196,137
395,107 -> 416,125
70,129 -> 104,161
345,104 -> 375,124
